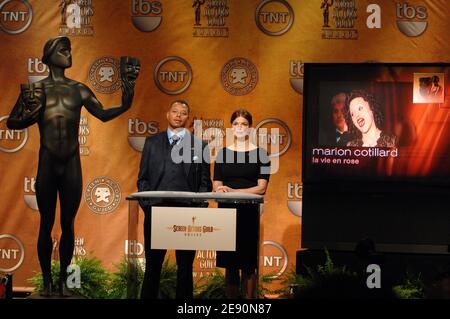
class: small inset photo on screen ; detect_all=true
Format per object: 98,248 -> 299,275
413,73 -> 445,104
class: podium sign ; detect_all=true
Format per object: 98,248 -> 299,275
150,207 -> 236,251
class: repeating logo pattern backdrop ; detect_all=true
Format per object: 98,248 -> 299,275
1,0 -> 449,289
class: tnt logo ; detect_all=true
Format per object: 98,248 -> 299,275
0,0 -> 32,35
128,118 -> 159,152
396,2 -> 428,37
0,115 -> 28,153
262,240 -> 288,278
255,118 -> 292,158
160,70 -> 187,82
131,0 -> 162,32
0,234 -> 25,272
27,57 -> 49,83
154,56 -> 193,95
255,0 -> 294,36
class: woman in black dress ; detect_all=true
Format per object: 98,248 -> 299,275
213,109 -> 270,299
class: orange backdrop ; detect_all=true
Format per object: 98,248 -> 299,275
1,0 -> 449,289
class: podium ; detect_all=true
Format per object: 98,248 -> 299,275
126,191 -> 264,299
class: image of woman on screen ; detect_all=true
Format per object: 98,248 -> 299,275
344,90 -> 396,147
213,108 -> 271,299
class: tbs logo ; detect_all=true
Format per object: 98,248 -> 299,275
128,118 -> 159,152
24,177 -> 38,211
287,182 -> 302,217
28,57 -> 48,83
131,0 -> 162,32
396,2 -> 427,37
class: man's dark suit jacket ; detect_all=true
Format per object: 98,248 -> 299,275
137,131 -> 212,212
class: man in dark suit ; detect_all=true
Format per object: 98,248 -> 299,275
137,100 -> 212,299
323,92 -> 353,146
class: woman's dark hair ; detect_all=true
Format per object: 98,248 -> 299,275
42,36 -> 71,65
344,90 -> 383,139
230,108 -> 252,126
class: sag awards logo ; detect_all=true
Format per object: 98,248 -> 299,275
24,176 -> 38,211
0,115 -> 28,153
59,0 -> 94,36
0,234 -> 25,272
27,57 -> 48,84
262,240 -> 288,278
320,0 -> 358,40
289,60 -> 303,94
193,0 -> 229,38
84,176 -> 121,215
73,237 -> 86,256
79,116 -> 90,156
0,0 -> 32,35
89,57 -> 121,94
255,118 -> 292,157
170,216 -> 220,238
287,182 -> 302,217
221,57 -> 258,96
131,0 -> 162,32
193,250 -> 216,278
192,117 -> 225,159
396,2 -> 428,37
128,118 -> 159,152
154,56 -> 193,95
255,0 -> 294,36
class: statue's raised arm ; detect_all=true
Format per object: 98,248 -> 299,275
82,56 -> 141,122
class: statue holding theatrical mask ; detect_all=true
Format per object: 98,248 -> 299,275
7,36 -> 141,297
